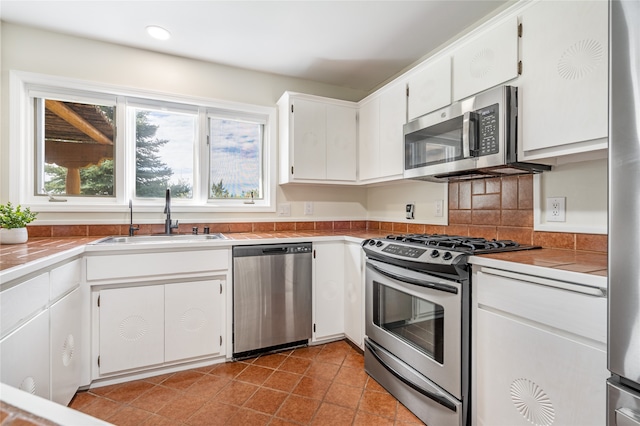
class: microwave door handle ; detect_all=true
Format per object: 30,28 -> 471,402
462,112 -> 478,158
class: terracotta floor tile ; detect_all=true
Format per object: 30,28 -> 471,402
275,394 -> 320,424
342,352 -> 365,369
226,408 -> 271,426
139,413 -> 180,426
106,405 -> 152,426
186,374 -> 230,398
358,389 -> 398,419
305,361 -> 340,381
186,400 -> 239,426
315,349 -> 347,365
129,385 -> 181,413
243,387 -> 288,415
235,364 -> 275,386
334,365 -> 368,388
215,380 -> 259,406
79,396 -> 122,419
209,361 -> 249,378
143,372 -> 175,384
269,418 -> 301,426
100,379 -> 155,403
353,410 -> 395,425
279,356 -> 312,375
324,382 -> 363,409
365,376 -> 388,393
310,402 -> 356,425
290,345 -> 322,360
251,353 -> 288,369
291,376 -> 332,400
156,394 -> 207,421
161,370 -> 205,390
262,370 -> 302,393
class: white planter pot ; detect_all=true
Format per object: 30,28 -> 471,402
0,228 -> 28,244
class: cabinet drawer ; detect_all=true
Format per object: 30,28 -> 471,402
50,259 -> 81,301
0,272 -> 49,338
86,249 -> 228,282
476,269 -> 606,343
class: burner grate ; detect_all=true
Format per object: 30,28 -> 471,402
384,234 -> 521,254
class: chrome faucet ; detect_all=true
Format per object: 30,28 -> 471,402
164,188 -> 178,234
128,200 -> 139,236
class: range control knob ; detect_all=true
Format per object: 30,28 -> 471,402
376,241 -> 384,247
443,252 -> 453,261
368,239 -> 377,246
430,250 -> 440,258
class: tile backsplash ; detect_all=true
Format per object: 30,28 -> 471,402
25,175 -> 607,253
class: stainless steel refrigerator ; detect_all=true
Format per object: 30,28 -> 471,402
607,0 -> 640,424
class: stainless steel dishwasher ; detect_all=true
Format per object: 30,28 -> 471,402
232,242 -> 312,359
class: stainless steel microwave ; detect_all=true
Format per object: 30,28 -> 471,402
403,85 -> 550,181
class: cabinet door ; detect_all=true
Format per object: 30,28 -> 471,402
453,17 -> 519,101
291,98 -> 327,180
326,104 -> 357,181
358,97 -> 380,181
98,285 -> 164,375
165,280 -> 223,362
378,81 -> 407,179
343,242 -> 363,349
0,310 -> 50,399
476,308 -> 608,426
519,0 -> 608,155
50,288 -> 82,405
408,56 -> 452,121
313,242 -> 345,342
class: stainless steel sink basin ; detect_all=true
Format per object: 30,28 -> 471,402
95,233 -> 227,244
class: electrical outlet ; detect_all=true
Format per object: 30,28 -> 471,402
435,200 -> 444,217
304,202 -> 313,215
406,203 -> 415,220
546,197 -> 566,222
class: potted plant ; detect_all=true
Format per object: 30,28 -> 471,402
0,202 -> 38,244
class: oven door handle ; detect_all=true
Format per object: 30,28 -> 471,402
369,263 -> 458,294
365,339 -> 458,412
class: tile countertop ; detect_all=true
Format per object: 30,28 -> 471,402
0,232 -> 607,280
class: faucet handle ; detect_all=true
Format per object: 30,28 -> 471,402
192,227 -> 198,235
172,220 -> 179,229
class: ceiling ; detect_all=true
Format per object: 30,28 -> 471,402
0,0 -> 513,92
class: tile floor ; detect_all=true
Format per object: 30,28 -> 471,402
68,340 -> 424,425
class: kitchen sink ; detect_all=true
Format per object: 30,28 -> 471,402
95,233 -> 228,244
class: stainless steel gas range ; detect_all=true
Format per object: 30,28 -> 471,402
361,234 -> 539,426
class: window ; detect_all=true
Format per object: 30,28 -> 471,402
36,98 -> 116,197
11,72 -> 276,212
209,117 -> 263,201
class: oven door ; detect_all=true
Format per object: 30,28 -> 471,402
365,258 -> 462,399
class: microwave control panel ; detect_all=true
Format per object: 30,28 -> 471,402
477,103 -> 499,156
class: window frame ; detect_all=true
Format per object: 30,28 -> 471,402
9,71 -> 277,213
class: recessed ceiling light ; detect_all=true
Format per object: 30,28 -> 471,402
146,25 -> 171,41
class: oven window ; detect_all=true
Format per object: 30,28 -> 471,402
373,281 -> 444,363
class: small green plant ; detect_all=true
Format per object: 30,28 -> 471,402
0,202 -> 38,229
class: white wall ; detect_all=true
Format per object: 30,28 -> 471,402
0,23 -> 373,224
366,180 -> 448,225
536,158 -> 607,234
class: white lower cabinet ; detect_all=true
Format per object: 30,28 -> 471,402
343,242 -> 364,349
0,310 -> 50,399
312,242 -> 345,342
473,266 -> 609,426
98,285 -> 165,375
165,280 -> 223,362
50,288 -> 82,405
96,280 -> 225,377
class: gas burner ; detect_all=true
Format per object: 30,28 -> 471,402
384,233 -> 523,254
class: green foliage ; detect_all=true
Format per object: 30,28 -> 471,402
135,111 -> 175,197
0,202 -> 38,229
211,179 -> 230,198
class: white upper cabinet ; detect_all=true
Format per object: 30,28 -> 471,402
407,56 -> 452,121
518,0 -> 608,160
453,17 -> 519,101
278,92 -> 357,184
358,79 -> 407,183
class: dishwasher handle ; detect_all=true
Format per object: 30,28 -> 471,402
262,247 -> 288,254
